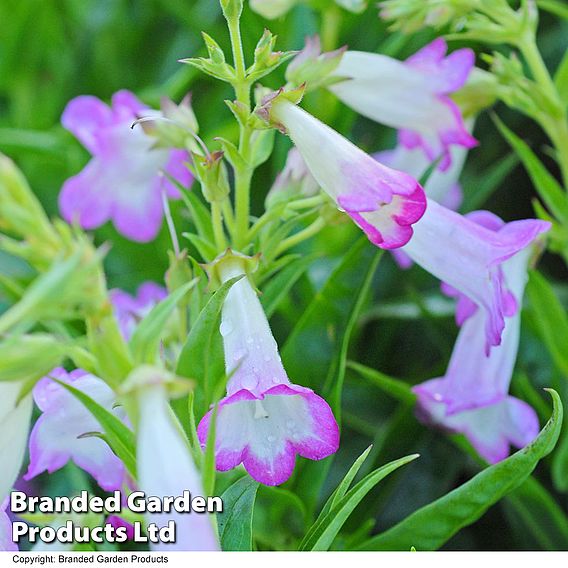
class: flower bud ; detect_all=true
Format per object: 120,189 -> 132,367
286,36 -> 347,92
192,151 -> 231,203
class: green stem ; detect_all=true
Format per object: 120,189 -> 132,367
211,201 -> 228,251
276,217 -> 326,256
321,3 -> 342,52
226,11 -> 253,250
519,36 -> 557,100
519,35 -> 568,187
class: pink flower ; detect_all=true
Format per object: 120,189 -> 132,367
110,281 -> 167,341
197,255 -> 339,486
403,200 -> 550,351
24,368 -> 127,491
60,90 -> 192,242
329,38 -> 477,170
264,95 -> 426,249
375,138 -> 471,269
413,211 -> 547,463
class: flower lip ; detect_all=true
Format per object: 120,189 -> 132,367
197,383 -> 339,486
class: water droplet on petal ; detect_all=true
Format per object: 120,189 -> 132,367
267,435 -> 276,443
246,336 -> 254,345
286,420 -> 295,430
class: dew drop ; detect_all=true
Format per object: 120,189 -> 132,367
267,435 -> 276,443
246,336 -> 254,345
286,420 -> 295,430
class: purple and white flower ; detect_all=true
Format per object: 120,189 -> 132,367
0,383 -> 32,502
402,200 -> 550,351
376,126 -> 472,269
110,281 -> 168,341
0,500 -> 16,552
136,379 -> 219,551
24,368 -> 127,491
413,210 -> 546,463
329,38 -> 477,170
197,255 -> 339,486
60,90 -> 192,242
265,96 -> 427,249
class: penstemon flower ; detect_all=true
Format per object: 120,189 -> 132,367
259,92 -> 427,249
0,500 -> 16,552
0,382 -> 32,551
60,90 -> 192,242
24,368 -> 127,491
375,127 -> 472,269
0,383 -> 32,501
133,372 -> 219,551
329,39 -> 477,170
198,253 -> 339,486
403,200 -> 550,351
110,282 -> 168,341
412,211 -> 546,463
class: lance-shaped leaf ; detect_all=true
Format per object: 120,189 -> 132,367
129,279 -> 197,365
217,476 -> 259,551
299,454 -> 419,551
53,379 -> 137,479
355,389 -> 563,550
176,276 -> 243,413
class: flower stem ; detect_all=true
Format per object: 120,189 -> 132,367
519,35 -> 568,187
212,201 -> 228,251
276,216 -> 326,256
226,11 -> 253,250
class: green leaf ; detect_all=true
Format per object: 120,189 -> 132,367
356,390 -> 563,550
53,379 -> 137,479
462,152 -> 518,211
282,237 -> 378,391
299,454 -> 419,551
526,270 -> 568,378
493,116 -> 568,225
249,129 -> 275,168
289,239 -> 381,515
129,280 -> 197,365
183,233 -> 217,262
261,255 -> 314,318
175,276 -> 242,412
217,476 -> 259,551
179,189 -> 214,243
538,0 -> 568,19
347,361 -> 417,404
319,445 -> 373,519
505,476 -> 568,549
554,49 -> 568,105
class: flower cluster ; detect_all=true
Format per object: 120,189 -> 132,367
0,0 -> 560,554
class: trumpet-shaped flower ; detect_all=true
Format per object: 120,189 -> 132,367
198,255 -> 339,486
329,39 -> 477,170
135,378 -> 219,551
376,131 -> 472,269
60,90 -> 192,242
0,383 -> 32,501
24,368 -> 127,491
110,281 -> 167,341
413,211 -> 545,463
263,96 -> 426,249
0,382 -> 32,552
402,199 -> 549,350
